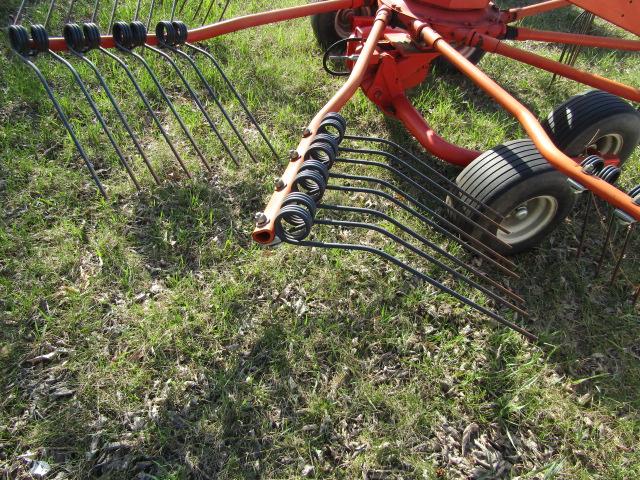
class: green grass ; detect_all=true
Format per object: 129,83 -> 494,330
1,0 -> 640,478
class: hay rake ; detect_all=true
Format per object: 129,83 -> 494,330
6,0 -> 640,341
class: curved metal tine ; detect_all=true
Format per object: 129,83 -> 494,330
45,0 -> 57,29
99,46 -> 192,177
291,234 -> 537,341
190,0 -> 205,22
117,46 -> 206,175
134,0 -> 142,21
11,53 -> 106,198
329,171 -> 517,262
91,0 -> 100,23
319,203 -> 525,304
336,156 -> 509,234
108,0 -> 118,33
178,0 -> 189,16
633,285 -> 640,306
164,44 -> 255,163
576,193 -> 594,259
200,0 -> 215,25
12,0 -> 27,25
316,209 -> 528,315
326,182 -> 518,276
48,50 -> 141,190
68,45 -> 161,184
341,135 -> 505,220
65,0 -> 77,23
609,224 -> 634,285
142,44 -> 219,170
595,214 -> 616,277
146,0 -> 156,30
186,42 -> 279,159
170,0 -> 178,21
218,0 -> 231,21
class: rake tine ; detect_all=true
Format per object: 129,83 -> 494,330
44,46 -> 142,190
108,0 -> 118,33
550,11 -> 594,85
134,0 -> 142,21
201,0 -> 215,25
146,0 -> 156,30
12,0 -> 27,25
595,214 -> 616,277
336,155 -> 509,234
8,25 -> 107,198
342,136 -> 505,221
326,183 -> 518,277
329,172 -> 517,265
45,0 -> 56,29
317,211 -> 528,316
576,193 -> 593,259
114,21 -> 207,176
609,224 -> 634,285
299,235 -> 536,341
65,24 -> 161,185
170,0 -> 178,21
633,285 -> 640,306
178,0 -> 188,16
218,0 -> 231,21
319,203 -> 525,304
65,0 -> 76,23
190,0 -> 205,22
95,26 -> 192,178
186,42 -> 279,159
91,0 -> 100,23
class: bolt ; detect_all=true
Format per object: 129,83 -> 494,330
254,212 -> 268,226
302,128 -> 312,138
514,206 -> 529,220
288,149 -> 300,160
275,178 -> 286,190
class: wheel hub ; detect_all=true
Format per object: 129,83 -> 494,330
497,196 -> 559,244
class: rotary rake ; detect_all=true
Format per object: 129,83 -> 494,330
6,0 -> 640,341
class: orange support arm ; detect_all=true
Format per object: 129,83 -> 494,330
461,32 -> 640,103
418,23 -> 640,222
44,0 -> 367,51
252,6 -> 392,245
502,0 -> 570,22
513,27 -> 640,52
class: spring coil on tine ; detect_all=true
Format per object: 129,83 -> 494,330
293,160 -> 329,202
576,155 -> 607,259
275,193 -> 317,242
317,113 -> 347,142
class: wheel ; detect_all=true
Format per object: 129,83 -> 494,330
453,139 -> 576,255
542,90 -> 640,164
309,0 -> 373,51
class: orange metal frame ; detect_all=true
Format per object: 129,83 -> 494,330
36,0 -> 640,240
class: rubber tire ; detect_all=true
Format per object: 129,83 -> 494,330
542,90 -> 640,163
455,139 -> 576,256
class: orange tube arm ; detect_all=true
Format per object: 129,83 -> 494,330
419,24 -> 640,222
45,0 -> 366,51
252,7 -> 392,245
514,27 -> 640,51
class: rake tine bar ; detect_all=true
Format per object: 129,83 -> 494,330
65,23 -> 161,185
98,36 -> 192,178
342,136 -> 505,220
609,224 -> 634,285
595,214 -> 616,277
320,203 -> 525,305
9,25 -> 107,198
146,0 -> 156,30
108,0 -> 118,33
336,154 -> 510,235
218,0 -> 232,21
187,42 -> 279,159
91,0 -> 100,23
13,0 -> 27,25
45,0 -> 56,29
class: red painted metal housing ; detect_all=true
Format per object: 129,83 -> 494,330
568,0 -> 640,35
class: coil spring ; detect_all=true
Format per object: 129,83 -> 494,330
156,20 -> 188,47
83,23 -> 101,49
580,155 -> 605,174
113,21 -> 147,49
292,159 -> 329,201
629,185 -> 640,205
30,25 -> 49,53
596,165 -> 621,185
317,112 -> 347,143
275,192 -> 317,242
8,24 -> 31,56
64,23 -> 88,52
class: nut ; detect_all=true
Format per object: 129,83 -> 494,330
288,149 -> 300,160
254,212 -> 268,226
